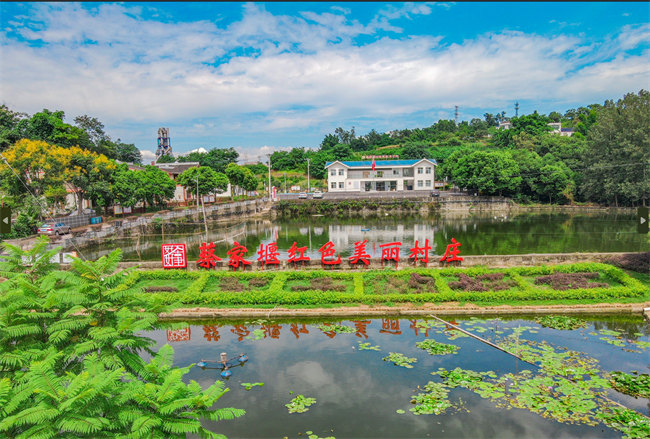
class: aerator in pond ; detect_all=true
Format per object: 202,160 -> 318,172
196,352 -> 248,379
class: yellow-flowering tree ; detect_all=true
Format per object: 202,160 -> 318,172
0,139 -> 116,214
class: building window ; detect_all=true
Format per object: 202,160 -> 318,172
338,169 -> 344,176
393,169 -> 400,175
331,170 -> 336,176
426,167 -> 432,174
417,180 -> 423,187
417,167 -> 423,174
339,182 -> 344,189
376,171 -> 383,177
425,180 -> 432,187
331,182 -> 336,189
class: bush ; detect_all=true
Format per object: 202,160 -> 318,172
605,252 -> 650,274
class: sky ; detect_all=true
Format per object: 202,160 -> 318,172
1,2 -> 649,163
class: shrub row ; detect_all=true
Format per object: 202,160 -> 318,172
127,263 -> 648,306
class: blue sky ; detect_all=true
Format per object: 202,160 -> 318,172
1,2 -> 649,162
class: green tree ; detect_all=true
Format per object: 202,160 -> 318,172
447,150 -> 522,196
401,142 -> 429,159
156,154 -> 176,163
535,161 -> 574,204
16,109 -> 92,150
225,163 -> 247,196
177,166 -> 229,205
0,104 -> 27,151
111,164 -> 141,209
138,165 -> 176,208
0,237 -> 245,437
581,90 -> 650,206
114,140 -> 142,164
331,143 -> 354,161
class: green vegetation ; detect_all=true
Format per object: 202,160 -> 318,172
609,371 -> 650,399
409,381 -> 453,415
0,236 -> 244,438
535,316 -> 588,330
383,352 -> 417,368
285,395 -> 317,413
123,263 -> 648,308
241,382 -> 265,391
424,327 -> 650,439
415,339 -> 460,355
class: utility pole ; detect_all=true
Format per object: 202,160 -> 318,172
267,155 -> 272,201
284,172 -> 287,194
307,158 -> 311,193
196,172 -> 208,236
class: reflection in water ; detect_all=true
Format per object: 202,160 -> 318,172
144,316 -> 650,438
79,212 -> 649,261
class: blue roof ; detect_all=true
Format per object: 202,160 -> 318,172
325,159 -> 437,168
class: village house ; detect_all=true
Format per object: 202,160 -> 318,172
325,158 -> 438,192
153,161 -> 232,205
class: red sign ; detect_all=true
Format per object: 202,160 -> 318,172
379,241 -> 401,268
161,243 -> 187,268
257,242 -> 281,267
349,239 -> 371,267
227,241 -> 252,271
318,241 -> 341,267
288,241 -> 310,268
197,241 -> 221,269
167,328 -> 191,342
440,238 -> 463,266
408,239 -> 431,266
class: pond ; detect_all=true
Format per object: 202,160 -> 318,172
144,315 -> 650,438
81,211 -> 649,261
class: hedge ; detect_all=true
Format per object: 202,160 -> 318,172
126,263 -> 648,307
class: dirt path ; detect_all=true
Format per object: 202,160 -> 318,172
161,301 -> 650,319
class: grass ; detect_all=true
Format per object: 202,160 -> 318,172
133,278 -> 196,291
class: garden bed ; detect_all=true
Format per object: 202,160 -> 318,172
121,263 -> 649,308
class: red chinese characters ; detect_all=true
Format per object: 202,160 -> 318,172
257,242 -> 281,268
440,237 -> 463,266
288,241 -> 310,268
203,325 -> 220,342
161,243 -> 187,269
349,240 -> 371,267
197,241 -> 221,269
230,325 -> 250,341
290,323 -> 309,339
352,320 -> 371,339
408,239 -> 431,267
318,241 -> 341,267
227,241 -> 251,271
380,318 -> 402,335
379,242 -> 401,268
166,328 -> 191,342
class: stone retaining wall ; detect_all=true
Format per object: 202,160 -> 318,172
58,199 -> 269,250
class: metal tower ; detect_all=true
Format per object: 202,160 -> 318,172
156,127 -> 172,159
454,106 -> 459,125
515,102 -> 519,117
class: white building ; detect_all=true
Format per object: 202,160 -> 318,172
325,159 -> 437,192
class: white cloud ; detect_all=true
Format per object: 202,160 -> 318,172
1,3 -> 649,152
139,149 -> 157,162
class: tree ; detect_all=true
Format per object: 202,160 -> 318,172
177,166 -> 229,204
0,104 -> 27,151
225,163 -> 247,196
0,237 -> 245,437
401,142 -> 430,159
535,162 -> 574,204
320,133 -> 339,151
331,143 -> 354,161
156,154 -> 176,163
581,90 -> 650,206
138,166 -> 176,208
16,109 -> 92,150
241,167 -> 259,193
114,140 -> 142,164
447,150 -> 522,196
111,164 -> 141,209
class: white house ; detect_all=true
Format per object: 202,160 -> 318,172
324,159 -> 437,192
